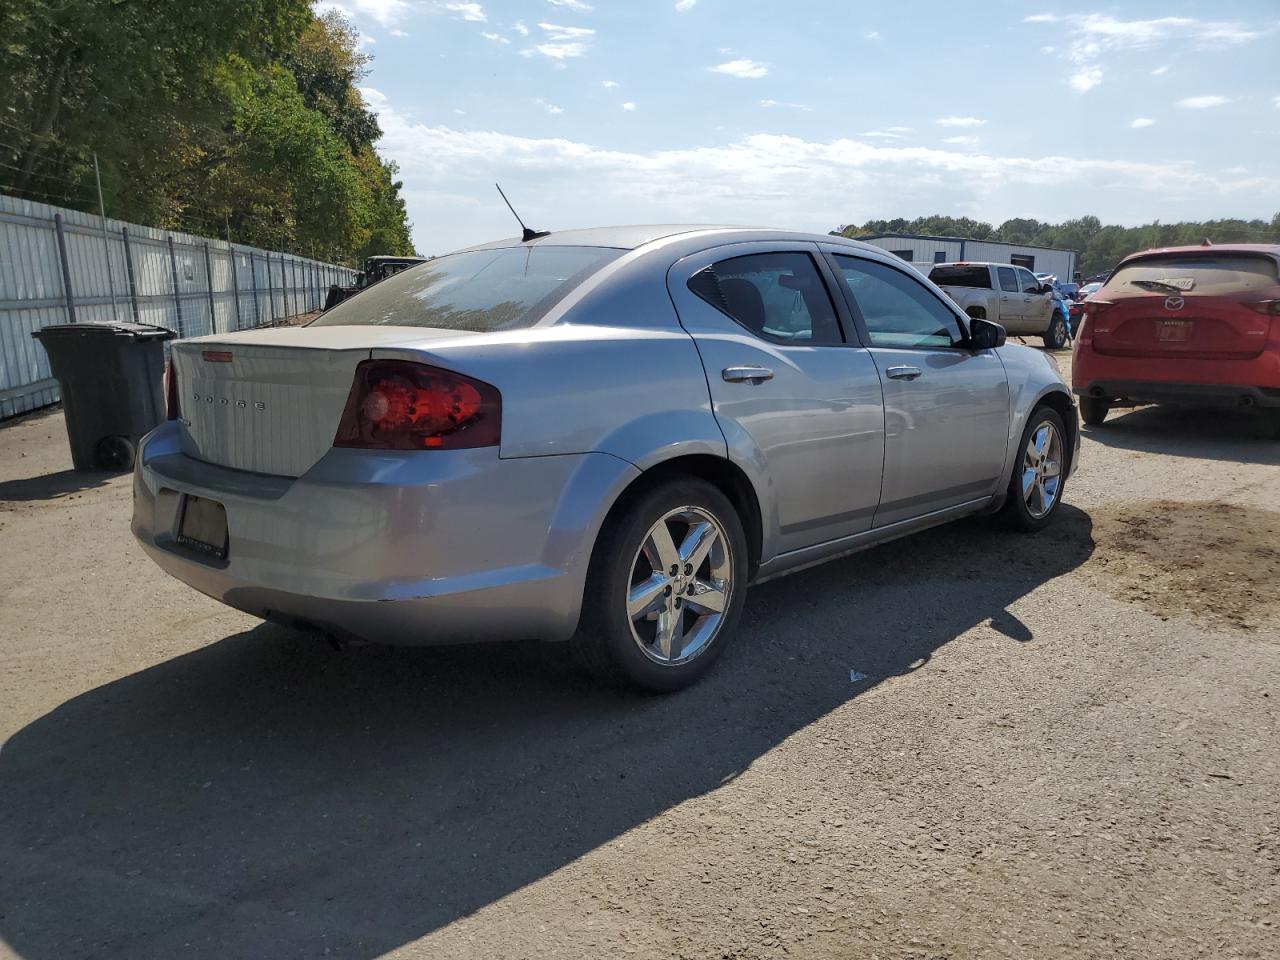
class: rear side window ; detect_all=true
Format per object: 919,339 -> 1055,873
1104,254 -> 1280,296
997,267 -> 1019,292
688,252 -> 843,344
928,265 -> 991,288
311,245 -> 624,331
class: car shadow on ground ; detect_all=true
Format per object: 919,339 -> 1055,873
0,506 -> 1093,960
1084,406 -> 1280,465
0,469 -> 118,502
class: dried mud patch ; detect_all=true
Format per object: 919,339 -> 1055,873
1089,501 -> 1280,631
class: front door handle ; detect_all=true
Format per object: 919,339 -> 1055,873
722,365 -> 774,383
1023,297 -> 1033,302
885,365 -> 922,381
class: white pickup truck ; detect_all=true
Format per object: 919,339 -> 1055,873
927,262 -> 1069,348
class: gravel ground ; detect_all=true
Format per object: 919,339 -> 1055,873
1,350 -> 1277,960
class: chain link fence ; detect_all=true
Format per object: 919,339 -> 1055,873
0,193 -> 357,419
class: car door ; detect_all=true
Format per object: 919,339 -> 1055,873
995,266 -> 1025,330
1018,268 -> 1053,331
821,247 -> 1011,528
667,242 -> 885,555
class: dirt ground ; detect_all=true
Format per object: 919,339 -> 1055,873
1,350 -> 1278,960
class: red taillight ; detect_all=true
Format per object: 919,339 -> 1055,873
333,359 -> 501,450
165,357 -> 180,421
1247,299 -> 1280,316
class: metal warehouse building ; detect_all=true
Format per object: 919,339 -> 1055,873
858,233 -> 1078,282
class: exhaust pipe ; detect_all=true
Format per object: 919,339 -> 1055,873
1239,394 -> 1256,408
1090,386 -> 1106,398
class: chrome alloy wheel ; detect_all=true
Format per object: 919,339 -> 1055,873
626,506 -> 733,665
1022,419 -> 1064,519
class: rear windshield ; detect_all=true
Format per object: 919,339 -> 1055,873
1104,253 -> 1279,297
311,245 -> 624,331
928,265 -> 991,289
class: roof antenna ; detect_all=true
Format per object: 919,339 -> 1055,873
495,183 -> 550,243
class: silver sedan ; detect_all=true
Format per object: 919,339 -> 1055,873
133,226 -> 1078,691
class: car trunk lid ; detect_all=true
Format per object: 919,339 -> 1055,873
172,325 -> 468,476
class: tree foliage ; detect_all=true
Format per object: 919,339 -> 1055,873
0,0 -> 413,263
834,214 -> 1280,277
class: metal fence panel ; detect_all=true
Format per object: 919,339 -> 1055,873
0,193 -> 357,418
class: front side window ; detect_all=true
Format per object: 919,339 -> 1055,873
997,267 -> 1019,292
311,245 -> 624,331
1019,269 -> 1042,293
833,255 -> 964,349
688,252 -> 843,344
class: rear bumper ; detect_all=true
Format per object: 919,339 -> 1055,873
1072,347 -> 1280,407
132,422 -> 640,645
1073,379 -> 1280,408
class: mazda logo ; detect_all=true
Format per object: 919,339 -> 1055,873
1164,296 -> 1185,311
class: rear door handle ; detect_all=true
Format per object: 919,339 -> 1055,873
885,365 -> 922,381
722,365 -> 774,383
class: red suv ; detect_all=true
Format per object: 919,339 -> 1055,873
1072,243 -> 1280,435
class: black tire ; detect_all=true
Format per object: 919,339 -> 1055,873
571,477 -> 749,693
999,406 -> 1068,532
94,435 -> 137,472
1079,396 -> 1110,426
1042,314 -> 1068,350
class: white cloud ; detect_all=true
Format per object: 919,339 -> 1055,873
708,59 -> 769,79
480,31 -> 509,44
1130,117 -> 1155,128
358,32 -> 376,46
1041,45 -> 1056,54
602,80 -> 619,88
359,86 -> 387,107
1178,95 -> 1229,109
1273,95 -> 1280,109
389,27 -> 408,37
1224,165 -> 1248,174
547,0 -> 592,10
318,0 -> 409,27
524,21 -> 595,59
534,97 -> 564,114
453,108 -> 467,115
1070,66 -> 1103,92
865,31 -> 881,40
675,0 -> 697,10
759,99 -> 813,112
942,136 -> 979,146
621,102 -> 636,112
512,20 -> 529,35
1030,14 -> 1269,94
861,130 -> 907,140
936,116 -> 986,128
1151,64 -> 1169,75
363,90 -> 1280,252
444,2 -> 486,23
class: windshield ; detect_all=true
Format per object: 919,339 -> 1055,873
312,245 -> 625,331
1104,253 -> 1279,297
928,265 -> 991,288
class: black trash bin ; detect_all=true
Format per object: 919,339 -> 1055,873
31,321 -> 175,472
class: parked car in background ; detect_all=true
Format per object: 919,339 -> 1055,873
1072,243 -> 1280,435
929,262 -> 1070,348
133,226 -> 1078,692
1068,282 -> 1104,327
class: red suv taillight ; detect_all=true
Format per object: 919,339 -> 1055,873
164,357 -> 180,421
333,359 -> 501,450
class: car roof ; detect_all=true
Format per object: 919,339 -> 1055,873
455,224 -> 879,253
1121,243 -> 1280,261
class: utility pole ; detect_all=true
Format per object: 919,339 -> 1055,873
93,153 -> 120,322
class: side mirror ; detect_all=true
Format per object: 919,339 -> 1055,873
966,317 -> 1007,350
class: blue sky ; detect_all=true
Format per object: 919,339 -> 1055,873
316,0 -> 1280,254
